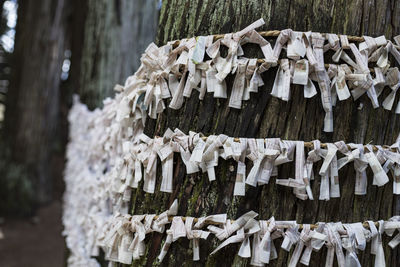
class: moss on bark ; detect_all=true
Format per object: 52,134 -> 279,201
127,0 -> 400,266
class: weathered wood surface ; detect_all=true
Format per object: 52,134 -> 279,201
128,0 -> 400,266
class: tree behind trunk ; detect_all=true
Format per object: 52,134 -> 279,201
0,0 -> 67,215
128,0 -> 400,266
77,0 -> 159,110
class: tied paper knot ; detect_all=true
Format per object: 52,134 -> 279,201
153,200 -> 178,233
349,43 -> 379,108
154,200 -> 179,262
338,143 -> 368,195
229,58 -> 249,109
233,138 -> 248,196
210,211 -> 260,258
184,217 -> 211,261
128,215 -> 153,261
273,29 -> 292,61
276,141 -> 313,200
288,224 -> 311,267
364,145 -> 389,187
158,216 -> 186,262
256,217 -> 280,265
368,220 -> 386,267
157,130 -> 176,193
386,216 -> 400,249
101,214 -> 136,264
318,143 -> 340,200
342,223 -> 367,267
310,32 -> 334,132
271,58 -> 291,101
246,138 -> 280,187
281,222 -> 300,252
324,223 -> 346,267
197,134 -> 228,181
208,211 -> 258,242
299,223 -> 327,266
382,68 -> 400,113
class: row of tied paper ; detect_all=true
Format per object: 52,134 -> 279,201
62,96 -> 400,266
115,18 -> 400,134
100,200 -> 400,266
111,128 -> 400,202
62,98 -> 141,267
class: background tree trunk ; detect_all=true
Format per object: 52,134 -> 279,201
128,0 -> 400,266
77,0 -> 159,110
0,0 -> 67,215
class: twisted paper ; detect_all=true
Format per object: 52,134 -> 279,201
111,18 -> 400,133
108,128 -> 400,201
99,200 -> 400,266
63,18 -> 400,266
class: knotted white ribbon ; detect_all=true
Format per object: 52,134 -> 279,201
210,216 -> 260,257
342,223 -> 362,267
386,216 -> 400,249
208,211 -> 258,244
258,217 -> 280,264
318,143 -> 339,200
198,134 -> 228,181
157,141 -> 174,193
301,223 -> 327,265
158,216 -> 186,261
184,217 -> 211,261
229,58 -> 249,109
349,43 -> 379,108
364,145 -> 389,187
324,223 -> 346,267
276,141 -> 311,200
288,224 -> 310,267
306,140 -> 321,181
281,223 -> 300,252
271,58 -> 291,101
233,138 -> 248,196
368,220 -> 386,267
152,199 -> 178,233
245,139 -> 265,187
310,32 -> 333,132
382,67 -> 400,111
272,29 -> 292,61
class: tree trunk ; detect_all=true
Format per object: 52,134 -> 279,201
0,0 -> 67,215
128,0 -> 400,266
77,0 -> 159,110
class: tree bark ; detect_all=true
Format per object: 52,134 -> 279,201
77,0 -> 159,110
0,0 -> 67,214
128,0 -> 400,266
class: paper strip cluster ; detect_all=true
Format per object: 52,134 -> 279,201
63,98 -> 400,266
100,200 -> 400,266
63,19 -> 400,266
115,18 -> 400,133
113,128 -> 400,201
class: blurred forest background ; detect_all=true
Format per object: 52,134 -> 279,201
0,0 -> 159,215
0,0 -> 159,265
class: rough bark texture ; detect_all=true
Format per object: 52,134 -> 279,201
0,0 -> 67,214
78,0 -> 159,110
128,0 -> 400,266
